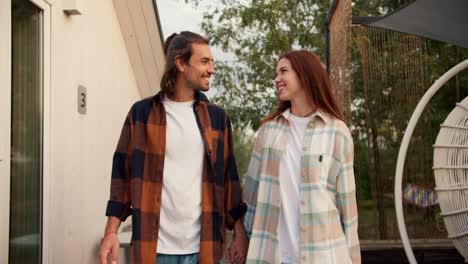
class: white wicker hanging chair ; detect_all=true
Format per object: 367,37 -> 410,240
434,96 -> 468,261
394,59 -> 468,263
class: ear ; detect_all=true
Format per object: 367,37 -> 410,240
174,57 -> 185,73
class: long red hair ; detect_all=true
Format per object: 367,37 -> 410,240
261,50 -> 343,126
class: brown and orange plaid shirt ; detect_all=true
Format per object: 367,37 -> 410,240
105,91 -> 246,264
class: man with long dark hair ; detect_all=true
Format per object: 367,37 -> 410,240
99,31 -> 247,264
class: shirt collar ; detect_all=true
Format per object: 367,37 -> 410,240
154,90 -> 209,104
276,108 -> 330,124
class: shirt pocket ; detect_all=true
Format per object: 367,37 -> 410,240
319,154 -> 341,190
304,153 -> 322,183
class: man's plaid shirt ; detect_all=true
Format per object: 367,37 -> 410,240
106,91 -> 246,264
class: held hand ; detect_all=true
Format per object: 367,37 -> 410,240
227,232 -> 248,264
99,233 -> 120,264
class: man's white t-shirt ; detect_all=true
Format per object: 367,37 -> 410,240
279,113 -> 311,263
157,95 -> 204,254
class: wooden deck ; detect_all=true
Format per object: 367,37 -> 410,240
361,240 -> 466,263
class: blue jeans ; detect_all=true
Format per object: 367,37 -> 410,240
156,253 -> 199,264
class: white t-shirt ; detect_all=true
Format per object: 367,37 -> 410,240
279,113 -> 310,263
157,95 -> 204,254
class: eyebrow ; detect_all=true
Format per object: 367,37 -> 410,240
273,66 -> 288,79
275,66 -> 288,74
201,57 -> 214,62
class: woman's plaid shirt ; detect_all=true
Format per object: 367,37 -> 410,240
105,91 -> 246,264
243,109 -> 360,264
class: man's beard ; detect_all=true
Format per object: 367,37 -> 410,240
186,76 -> 209,91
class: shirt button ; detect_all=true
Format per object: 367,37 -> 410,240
302,146 -> 307,151
301,200 -> 305,206
308,123 -> 313,128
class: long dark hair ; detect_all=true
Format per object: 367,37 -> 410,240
261,50 -> 343,125
160,31 -> 209,95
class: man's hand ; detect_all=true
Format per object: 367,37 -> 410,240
227,231 -> 248,264
99,233 -> 120,264
227,219 -> 248,264
100,216 -> 122,264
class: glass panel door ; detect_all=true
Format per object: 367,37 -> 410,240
9,0 -> 43,263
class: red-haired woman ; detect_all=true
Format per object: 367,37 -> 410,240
242,50 -> 360,263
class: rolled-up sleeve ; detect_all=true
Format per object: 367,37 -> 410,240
105,108 -> 134,222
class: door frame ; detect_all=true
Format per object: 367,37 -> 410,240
0,0 -> 12,261
29,0 -> 52,263
0,0 -> 51,262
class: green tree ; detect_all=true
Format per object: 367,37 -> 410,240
232,128 -> 255,178
199,0 -> 331,130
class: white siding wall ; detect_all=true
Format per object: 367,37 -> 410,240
0,1 -> 12,263
45,0 -> 140,263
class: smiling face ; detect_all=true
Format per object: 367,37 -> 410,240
181,43 -> 215,92
273,58 -> 305,102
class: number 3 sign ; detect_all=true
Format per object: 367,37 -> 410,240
78,85 -> 87,114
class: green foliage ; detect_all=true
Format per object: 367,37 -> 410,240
198,0 -> 331,130
354,138 -> 371,200
353,0 -> 412,17
232,128 -> 255,179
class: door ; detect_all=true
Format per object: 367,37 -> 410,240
8,0 -> 50,263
